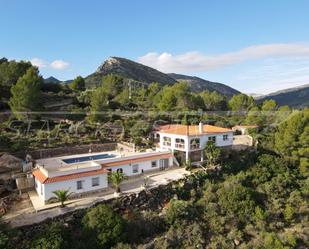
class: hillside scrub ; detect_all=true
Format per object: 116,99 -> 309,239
2,112 -> 308,248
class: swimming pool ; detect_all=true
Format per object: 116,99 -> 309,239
62,154 -> 116,164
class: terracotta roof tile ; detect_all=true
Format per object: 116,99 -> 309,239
158,124 -> 232,136
33,168 -> 108,184
234,125 -> 258,128
32,169 -> 48,183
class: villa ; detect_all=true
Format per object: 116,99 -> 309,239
32,150 -> 173,203
156,122 -> 233,163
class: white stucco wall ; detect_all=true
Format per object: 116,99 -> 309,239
159,132 -> 233,152
35,178 -> 44,198
105,157 -> 173,176
199,132 -> 233,148
36,156 -> 173,201
41,173 -> 108,201
159,133 -> 189,152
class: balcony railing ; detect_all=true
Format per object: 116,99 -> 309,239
190,144 -> 200,150
175,143 -> 185,149
163,142 -> 171,146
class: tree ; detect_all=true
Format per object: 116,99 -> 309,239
274,109 -> 309,175
245,106 -> 264,126
228,93 -> 255,112
109,171 -> 127,193
31,222 -> 69,249
52,190 -> 72,207
155,85 -> 177,111
89,86 -> 108,122
8,67 -> 42,120
129,120 -> 151,145
261,99 -> 277,112
261,99 -> 278,124
262,233 -> 287,249
146,82 -> 161,108
200,90 -> 228,111
0,222 -> 9,249
69,76 -> 85,91
283,204 -> 295,222
165,199 -> 193,225
204,141 -> 221,167
275,105 -> 291,124
0,59 -> 32,87
217,183 -> 257,222
102,74 -> 125,99
82,204 -> 126,248
154,82 -> 195,111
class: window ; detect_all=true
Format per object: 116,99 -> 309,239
92,177 -> 100,187
223,134 -> 229,141
160,159 -> 169,169
190,138 -> 200,149
175,138 -> 185,148
132,164 -> 139,173
208,136 -> 216,143
151,160 -> 157,168
163,137 -> 171,146
77,180 -> 83,190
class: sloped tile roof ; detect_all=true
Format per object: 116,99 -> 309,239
158,124 -> 232,136
33,168 -> 108,184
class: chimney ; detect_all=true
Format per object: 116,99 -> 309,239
199,122 -> 203,133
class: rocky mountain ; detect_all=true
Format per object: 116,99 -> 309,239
85,57 -> 240,97
44,76 -> 60,84
256,84 -> 309,107
85,57 -> 176,88
168,73 -> 240,98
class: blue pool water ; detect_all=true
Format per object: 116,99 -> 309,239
62,154 -> 115,164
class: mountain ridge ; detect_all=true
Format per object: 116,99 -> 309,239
168,73 -> 240,98
44,76 -> 61,84
256,84 -> 309,107
85,57 -> 240,97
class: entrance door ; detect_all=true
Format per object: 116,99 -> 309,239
159,159 -> 169,170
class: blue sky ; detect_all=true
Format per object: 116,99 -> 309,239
1,0 -> 309,94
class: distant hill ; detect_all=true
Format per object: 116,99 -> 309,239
168,73 -> 240,98
256,84 -> 309,107
84,57 -> 240,97
44,76 -> 61,84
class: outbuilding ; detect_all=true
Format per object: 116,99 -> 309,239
32,150 -> 174,203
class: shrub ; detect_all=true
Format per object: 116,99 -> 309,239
31,222 -> 69,249
165,199 -> 194,225
82,204 -> 126,248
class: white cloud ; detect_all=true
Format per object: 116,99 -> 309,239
138,43 -> 309,73
235,58 -> 309,94
30,58 -> 47,68
30,58 -> 70,70
50,60 -> 70,70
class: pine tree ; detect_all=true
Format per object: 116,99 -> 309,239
8,67 -> 42,120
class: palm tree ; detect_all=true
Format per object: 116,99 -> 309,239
108,171 -> 127,193
52,189 -> 72,207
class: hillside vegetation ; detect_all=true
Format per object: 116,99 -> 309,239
0,58 -> 299,152
0,109 -> 308,249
